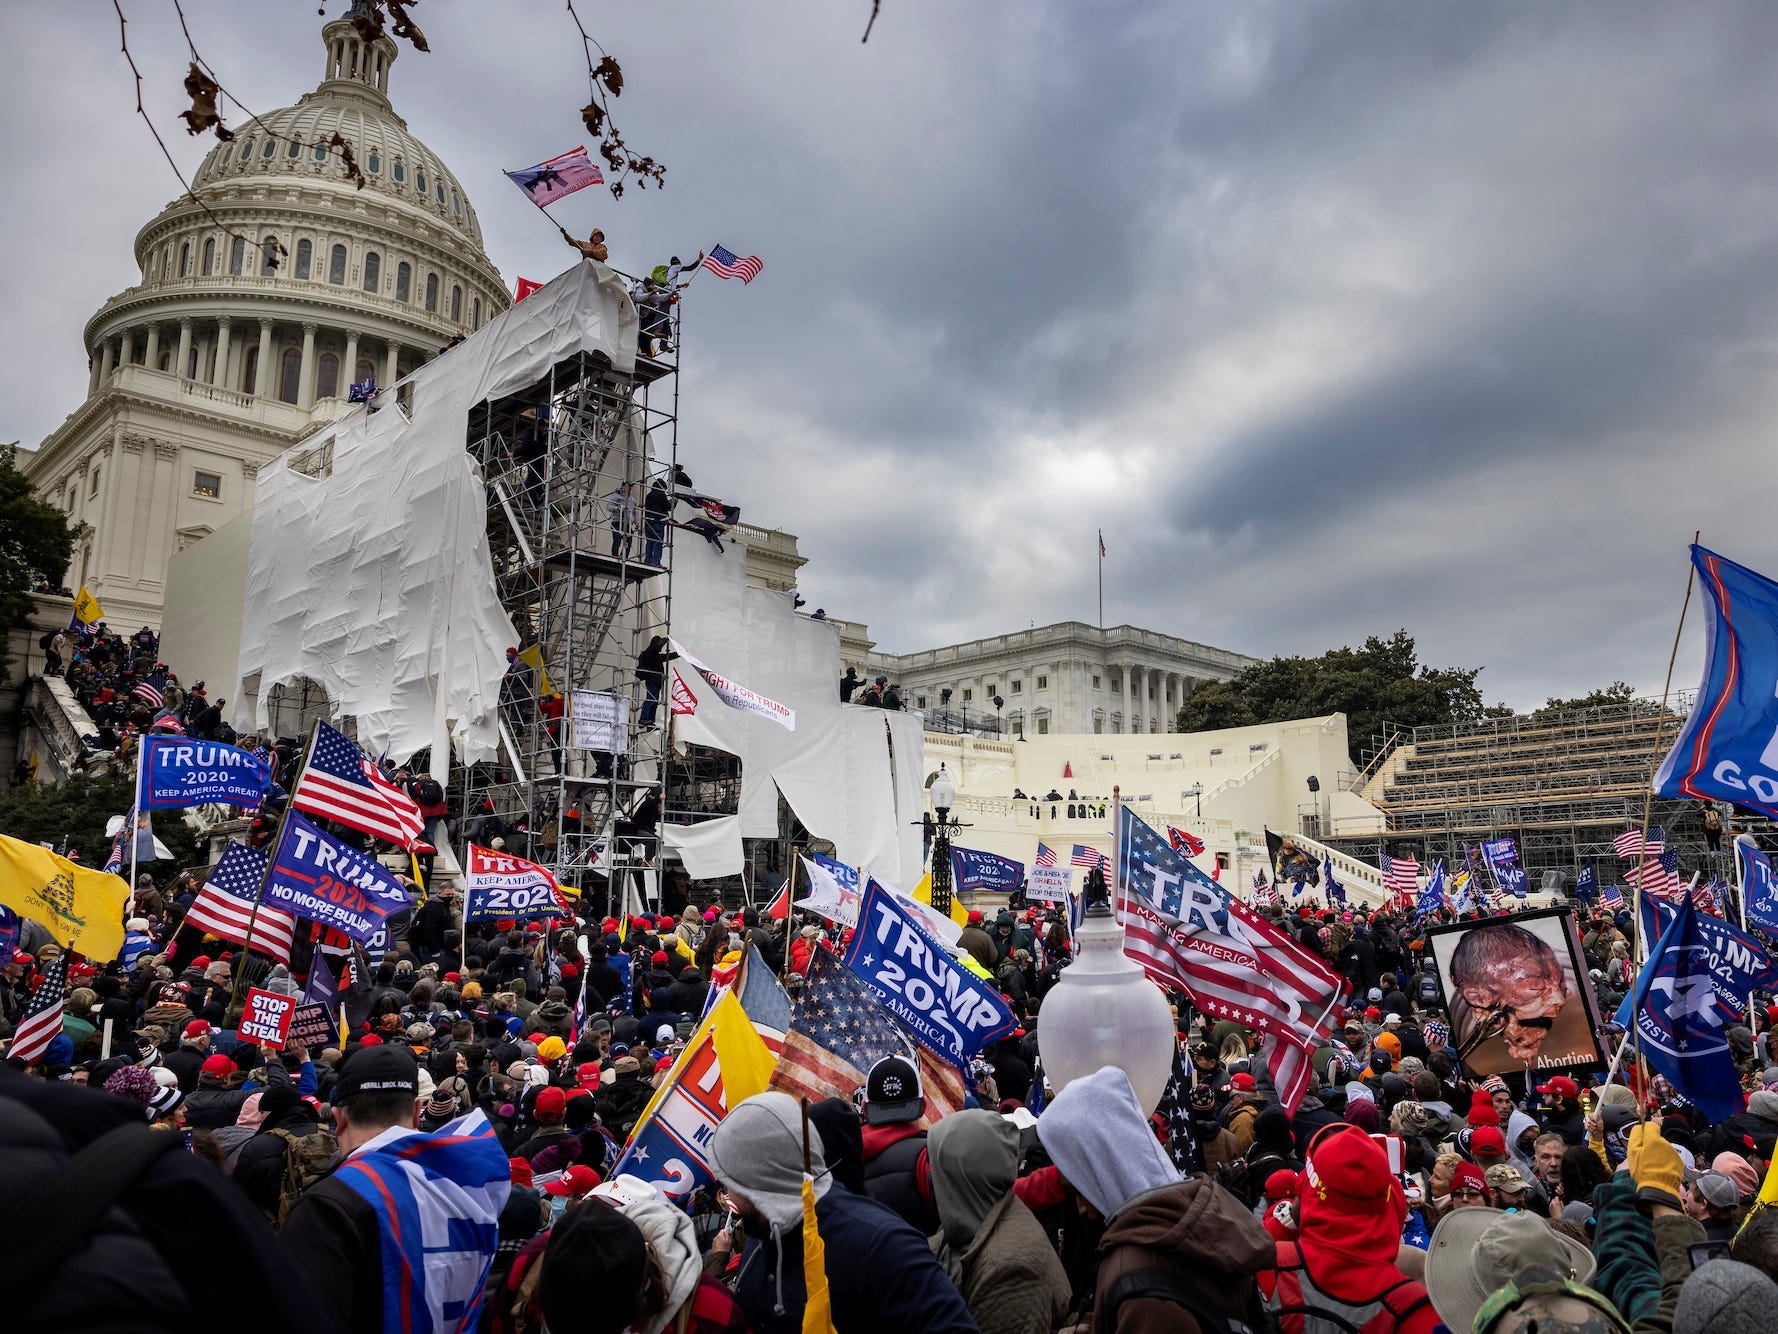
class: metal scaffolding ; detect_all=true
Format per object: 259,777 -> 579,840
454,333 -> 679,918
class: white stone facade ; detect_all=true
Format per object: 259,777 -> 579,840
19,6 -> 509,630
866,622 -> 1257,736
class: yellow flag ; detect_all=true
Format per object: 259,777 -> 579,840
71,586 -> 104,625
710,990 -> 775,1106
0,834 -> 129,961
516,644 -> 557,699
802,1174 -> 838,1334
911,872 -> 968,928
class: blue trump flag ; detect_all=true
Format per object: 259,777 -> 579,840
1637,888 -> 1778,1021
1656,545 -> 1778,817
1614,895 -> 1746,1121
950,845 -> 1024,895
843,878 -> 1017,1065
265,810 -> 411,942
1414,861 -> 1448,923
138,735 -> 270,811
1323,855 -> 1346,907
809,851 -> 859,890
1575,862 -> 1598,905
1741,843 -> 1778,934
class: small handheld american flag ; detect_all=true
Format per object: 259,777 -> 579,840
7,956 -> 69,1066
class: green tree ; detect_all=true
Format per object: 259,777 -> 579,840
1530,682 -> 1641,717
0,770 -> 204,878
0,442 -> 78,672
1174,630 -> 1499,765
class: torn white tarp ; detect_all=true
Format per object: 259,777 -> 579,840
661,816 -> 744,879
232,261 -> 638,766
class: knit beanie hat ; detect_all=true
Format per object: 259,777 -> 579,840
1674,1260 -> 1778,1334
538,1199 -> 648,1334
102,1064 -> 158,1107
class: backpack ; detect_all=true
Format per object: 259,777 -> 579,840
269,1126 -> 340,1226
1101,1266 -> 1278,1334
1262,1241 -> 1432,1334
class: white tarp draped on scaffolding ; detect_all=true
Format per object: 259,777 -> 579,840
670,538 -> 925,884
232,262 -> 639,766
661,816 -> 745,879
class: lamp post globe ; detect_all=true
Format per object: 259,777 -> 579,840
1036,866 -> 1176,1115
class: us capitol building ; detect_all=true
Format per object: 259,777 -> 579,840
21,2 -> 509,631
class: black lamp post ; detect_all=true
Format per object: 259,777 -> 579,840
926,763 -> 964,916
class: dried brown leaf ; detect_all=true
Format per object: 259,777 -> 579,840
179,62 -> 226,137
594,55 -> 624,98
610,180 -> 624,200
386,0 -> 429,52
580,100 -> 606,137
329,131 -> 366,190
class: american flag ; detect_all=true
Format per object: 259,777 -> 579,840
702,243 -> 763,284
1034,842 -> 1058,868
132,671 -> 167,707
184,841 -> 298,965
150,709 -> 184,733
735,945 -> 793,1050
1383,855 -> 1421,907
1614,826 -> 1667,860
1694,878 -> 1726,918
1167,826 -> 1206,858
7,956 -> 68,1066
1601,882 -> 1626,911
1116,809 -> 1344,1112
1151,1043 -> 1202,1173
767,949 -> 961,1118
1071,844 -> 1106,869
291,721 -> 423,848
1625,848 -> 1684,901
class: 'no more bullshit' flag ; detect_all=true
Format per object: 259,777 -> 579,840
265,811 -> 411,942
841,878 -> 1016,1066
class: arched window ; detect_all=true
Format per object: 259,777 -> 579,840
242,346 -> 258,395
318,352 -> 340,399
472,297 -> 481,327
355,358 -> 376,386
237,139 -> 252,161
367,151 -> 381,174
416,169 -> 427,194
450,284 -> 462,322
295,239 -> 312,279
179,242 -> 190,277
393,160 -> 406,183
229,235 -> 246,275
261,235 -> 279,276
261,139 -> 276,159
396,261 -> 411,302
287,139 -> 302,159
328,244 -> 347,285
220,144 -> 233,164
313,141 -> 328,162
160,245 -> 171,278
424,273 -> 438,312
279,347 -> 301,404
452,191 -> 461,217
202,237 -> 215,275
436,182 -> 445,204
362,251 -> 380,293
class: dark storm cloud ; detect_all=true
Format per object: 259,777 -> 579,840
7,2 -> 1778,707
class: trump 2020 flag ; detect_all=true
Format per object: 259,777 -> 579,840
1482,837 -> 1528,899
1637,887 -> 1778,1022
1741,843 -> 1778,934
949,845 -> 1023,895
504,147 -> 603,207
462,844 -> 570,923
139,735 -> 270,810
1615,894 -> 1746,1121
264,811 -> 411,942
1414,861 -> 1448,923
1576,862 -> 1598,905
1656,545 -> 1778,817
842,878 -> 1016,1066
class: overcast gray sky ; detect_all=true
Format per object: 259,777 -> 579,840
6,1 -> 1774,710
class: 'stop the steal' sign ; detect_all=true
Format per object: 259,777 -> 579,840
842,879 -> 1017,1066
264,810 -> 411,942
236,987 -> 296,1046
139,735 -> 270,811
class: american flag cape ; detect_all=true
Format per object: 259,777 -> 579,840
331,1109 -> 511,1334
291,721 -> 424,849
767,949 -> 962,1118
7,956 -> 68,1065
1115,807 -> 1345,1113
184,841 -> 298,965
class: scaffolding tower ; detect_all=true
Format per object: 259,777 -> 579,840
455,329 -> 679,918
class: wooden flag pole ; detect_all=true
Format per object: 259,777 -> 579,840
1625,530 -> 1701,1121
230,720 -> 319,1015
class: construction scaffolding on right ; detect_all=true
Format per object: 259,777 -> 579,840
1325,690 -> 1776,894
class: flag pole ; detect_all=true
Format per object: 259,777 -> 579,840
1097,530 -> 1104,630
1625,530 -> 1702,1121
128,732 -> 146,914
230,720 -> 317,1015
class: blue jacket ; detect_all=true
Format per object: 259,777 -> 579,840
733,1185 -> 979,1334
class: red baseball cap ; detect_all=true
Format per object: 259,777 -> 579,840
1536,1076 -> 1580,1100
183,1019 -> 212,1038
542,1164 -> 602,1197
1471,1126 -> 1508,1159
200,1053 -> 234,1077
651,951 -> 668,966
189,955 -> 212,969
534,1086 -> 567,1117
1224,1073 -> 1257,1093
577,1062 -> 603,1086
1363,1006 -> 1381,1021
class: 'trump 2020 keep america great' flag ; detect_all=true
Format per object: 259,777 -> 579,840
139,735 -> 270,810
1116,808 -> 1345,1113
1656,545 -> 1778,818
291,721 -> 424,848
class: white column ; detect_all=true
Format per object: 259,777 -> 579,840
384,339 -> 400,389
175,318 -> 193,380
143,323 -> 161,372
343,331 -> 360,387
298,322 -> 319,408
255,320 -> 275,396
119,328 -> 135,368
97,339 -> 115,384
212,317 -> 233,388
88,351 -> 102,396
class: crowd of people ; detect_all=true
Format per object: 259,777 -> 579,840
11,743 -> 1778,1333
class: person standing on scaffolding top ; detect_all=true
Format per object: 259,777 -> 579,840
564,226 -> 608,262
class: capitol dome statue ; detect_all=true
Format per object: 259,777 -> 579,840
22,1 -> 510,629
